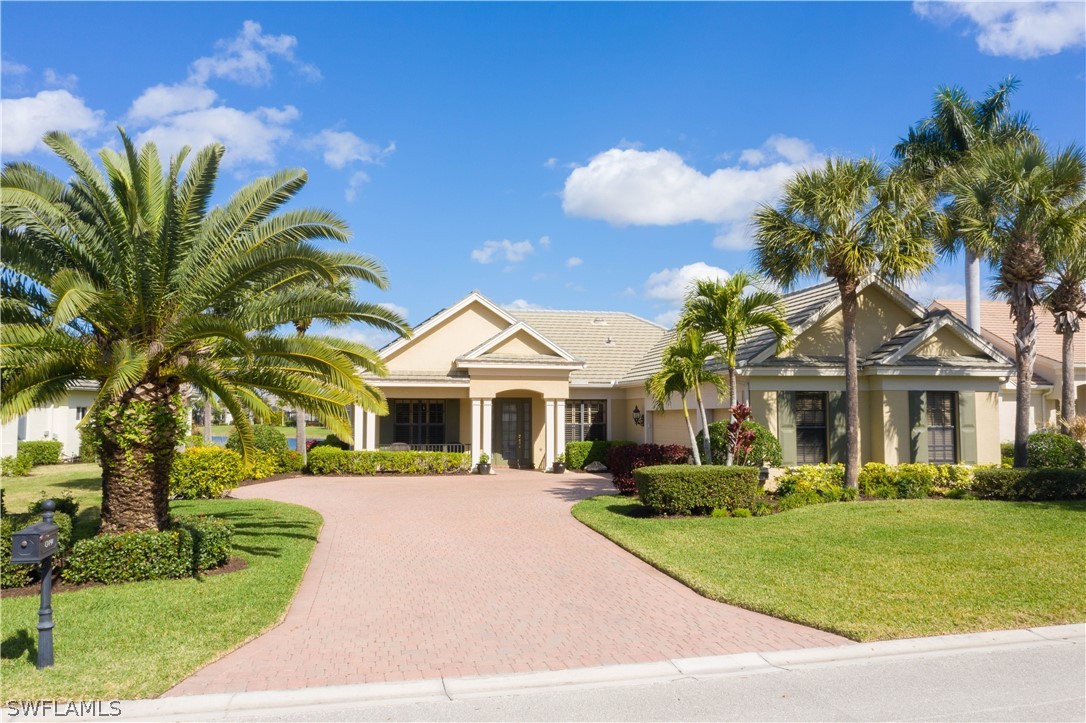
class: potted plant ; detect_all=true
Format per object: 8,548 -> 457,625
553,453 -> 566,474
477,453 -> 492,475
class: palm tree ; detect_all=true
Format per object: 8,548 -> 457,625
645,328 -> 726,465
944,141 -> 1086,463
1044,211 -> 1086,433
677,272 -> 792,463
1,130 -> 410,533
894,78 -> 1034,332
753,158 -> 935,489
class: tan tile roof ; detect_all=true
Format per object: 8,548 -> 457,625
509,310 -> 666,385
931,300 -> 1083,368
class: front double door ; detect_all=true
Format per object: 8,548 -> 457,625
494,398 -> 532,468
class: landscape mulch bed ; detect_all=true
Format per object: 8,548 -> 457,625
0,556 -> 248,598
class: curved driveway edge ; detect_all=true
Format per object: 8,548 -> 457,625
166,470 -> 848,696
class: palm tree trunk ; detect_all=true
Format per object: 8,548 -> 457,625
838,279 -> 861,491
727,364 -> 738,466
98,381 -> 181,534
295,404 -> 307,463
1011,291 -> 1037,466
1062,325 -> 1077,433
693,385 -> 712,464
202,398 -> 213,444
681,397 -> 702,465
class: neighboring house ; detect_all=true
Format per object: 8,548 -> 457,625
356,277 -> 1013,469
931,300 -> 1086,441
1,381 -> 99,459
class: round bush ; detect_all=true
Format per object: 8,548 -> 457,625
1027,431 -> 1086,469
696,420 -> 783,467
225,424 -> 289,454
169,447 -> 243,499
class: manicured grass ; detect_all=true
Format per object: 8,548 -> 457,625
1,467 -> 321,701
572,496 -> 1086,641
2,464 -> 104,540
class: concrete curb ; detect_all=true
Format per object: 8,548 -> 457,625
22,623 -> 1083,722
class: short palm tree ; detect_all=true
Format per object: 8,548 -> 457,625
645,328 -> 725,465
753,158 -> 935,489
1,130 -> 410,533
944,141 -> 1086,463
894,78 -> 1035,332
678,272 -> 792,463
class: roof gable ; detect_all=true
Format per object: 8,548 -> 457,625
460,322 -> 578,362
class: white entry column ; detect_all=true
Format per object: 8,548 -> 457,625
470,399 -> 482,467
481,398 -> 494,472
555,399 -> 566,464
351,404 -> 364,450
364,410 -> 377,450
545,399 -> 556,471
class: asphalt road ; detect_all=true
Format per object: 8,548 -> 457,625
230,638 -> 1084,722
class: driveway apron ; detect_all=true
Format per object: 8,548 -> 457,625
165,470 -> 848,695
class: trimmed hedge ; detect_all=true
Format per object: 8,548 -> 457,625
1,455 -> 33,477
775,464 -> 857,509
2,511 -> 74,588
635,465 -> 761,515
972,467 -> 1086,501
169,447 -> 243,499
175,515 -> 234,572
564,440 -> 633,470
1027,431 -> 1086,469
29,492 -> 80,517
245,449 -> 281,481
695,420 -> 784,467
605,443 -> 690,494
307,447 -> 471,475
311,434 -> 351,451
17,440 -> 63,466
225,425 -> 288,454
63,529 -> 194,584
278,449 -> 305,472
184,434 -> 207,449
858,463 -> 973,499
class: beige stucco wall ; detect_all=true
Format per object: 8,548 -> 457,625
913,328 -> 984,357
468,373 -> 570,400
650,410 -> 696,447
783,286 -> 916,359
489,332 -> 557,357
385,304 -> 509,371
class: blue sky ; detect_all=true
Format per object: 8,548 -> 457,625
3,2 -> 1084,346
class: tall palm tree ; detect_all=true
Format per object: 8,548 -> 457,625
945,141 -> 1086,463
894,78 -> 1034,332
677,272 -> 792,463
1,130 -> 410,533
1044,228 -> 1086,433
645,328 -> 726,465
753,158 -> 935,489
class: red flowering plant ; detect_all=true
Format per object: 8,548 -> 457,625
726,403 -> 757,466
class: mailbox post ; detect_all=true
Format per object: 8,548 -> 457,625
10,500 -> 59,669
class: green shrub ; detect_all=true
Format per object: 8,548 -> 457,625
29,492 -> 80,518
17,440 -> 64,466
184,434 -> 207,449
174,515 -> 234,572
732,507 -> 752,518
1,455 -> 33,477
225,425 -> 288,454
1000,442 -> 1015,459
311,433 -> 351,451
63,529 -> 194,584
564,441 -> 633,469
858,463 -> 898,498
776,464 -> 846,497
777,489 -> 824,511
278,449 -> 305,473
2,511 -> 74,589
971,467 -> 1086,501
78,424 -> 99,462
244,450 -> 281,481
895,464 -> 941,498
695,420 -> 784,467
1027,431 -> 1086,469
634,465 -> 761,515
307,448 -> 471,475
169,447 -> 243,499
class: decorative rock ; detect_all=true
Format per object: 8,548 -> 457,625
585,461 -> 608,472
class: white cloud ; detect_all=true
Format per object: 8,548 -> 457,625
378,302 -> 409,321
307,129 -> 393,169
562,136 -> 823,250
1,90 -> 105,156
654,308 -> 683,328
128,83 -> 218,121
538,235 -> 552,249
42,68 -> 78,91
471,239 -> 535,264
321,322 -> 399,351
135,105 -> 298,167
566,256 -> 583,268
2,60 -> 29,76
544,157 -> 558,169
345,171 -> 370,202
914,1 -> 1086,59
189,20 -> 321,86
504,299 -> 546,311
903,272 -> 967,306
645,262 -> 732,303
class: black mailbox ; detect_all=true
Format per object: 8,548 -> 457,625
10,520 -> 60,564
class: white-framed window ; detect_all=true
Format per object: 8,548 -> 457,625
565,400 -> 607,442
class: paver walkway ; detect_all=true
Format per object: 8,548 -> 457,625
166,470 -> 848,696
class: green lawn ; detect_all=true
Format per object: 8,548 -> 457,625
1,466 -> 322,701
207,424 -> 333,440
572,496 -> 1086,641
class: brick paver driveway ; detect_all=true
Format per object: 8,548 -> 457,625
167,470 -> 848,695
